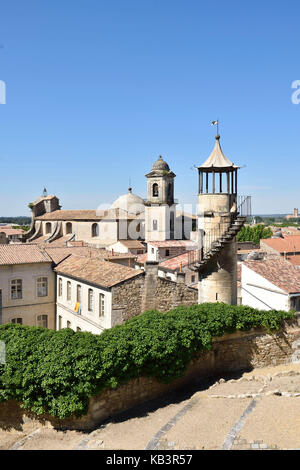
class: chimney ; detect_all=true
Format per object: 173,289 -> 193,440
177,271 -> 185,284
142,261 -> 159,312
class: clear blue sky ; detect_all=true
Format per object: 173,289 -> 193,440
1,0 -> 300,216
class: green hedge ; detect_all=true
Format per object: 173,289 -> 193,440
0,303 -> 294,419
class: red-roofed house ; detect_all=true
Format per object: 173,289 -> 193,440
260,235 -> 300,257
0,245 -> 55,328
241,258 -> 300,311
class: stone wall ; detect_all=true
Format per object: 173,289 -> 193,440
111,274 -> 144,324
141,262 -> 198,312
2,316 -> 300,431
154,276 -> 198,312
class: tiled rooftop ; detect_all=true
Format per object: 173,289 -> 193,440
55,255 -> 143,288
116,240 -> 145,249
148,240 -> 198,248
159,251 -> 195,271
243,257 -> 300,294
0,245 -> 52,265
136,253 -> 148,264
45,246 -> 136,265
0,228 -> 24,236
261,235 -> 300,254
35,208 -> 139,221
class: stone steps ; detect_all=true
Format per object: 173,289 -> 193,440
189,215 -> 246,271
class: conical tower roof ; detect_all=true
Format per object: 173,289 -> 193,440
198,135 -> 239,170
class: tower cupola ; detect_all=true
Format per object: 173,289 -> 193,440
197,135 -> 239,195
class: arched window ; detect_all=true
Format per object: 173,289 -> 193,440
152,183 -> 159,197
170,212 -> 175,232
36,315 -> 48,328
99,293 -> 105,317
67,281 -> 71,301
88,289 -> 94,312
45,222 -> 51,234
167,183 -> 172,199
58,278 -> 62,297
76,284 -> 81,303
66,222 -> 73,234
11,318 -> 22,324
91,223 -> 99,237
153,220 -> 158,231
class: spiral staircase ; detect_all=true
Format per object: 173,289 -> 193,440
188,196 -> 251,272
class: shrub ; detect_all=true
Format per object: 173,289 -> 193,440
0,303 -> 294,419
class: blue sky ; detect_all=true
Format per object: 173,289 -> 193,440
0,0 -> 300,216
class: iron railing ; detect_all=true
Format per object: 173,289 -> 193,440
237,195 -> 251,217
188,195 -> 251,268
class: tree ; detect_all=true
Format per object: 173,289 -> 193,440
237,224 -> 273,245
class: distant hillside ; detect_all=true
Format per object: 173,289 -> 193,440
0,216 -> 31,225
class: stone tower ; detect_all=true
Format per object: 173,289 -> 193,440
145,156 -> 176,241
190,134 -> 247,305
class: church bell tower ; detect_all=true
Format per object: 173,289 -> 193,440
145,156 -> 176,241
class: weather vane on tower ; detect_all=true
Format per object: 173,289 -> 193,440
211,119 -> 219,136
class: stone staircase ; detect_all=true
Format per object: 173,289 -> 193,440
189,215 -> 246,272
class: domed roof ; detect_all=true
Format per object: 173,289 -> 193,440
151,155 -> 170,171
111,188 -> 145,215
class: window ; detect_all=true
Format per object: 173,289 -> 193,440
37,315 -> 48,328
91,223 -> 99,237
153,220 -> 158,231
58,278 -> 62,297
66,222 -> 72,234
99,293 -> 105,317
191,275 -> 195,283
45,222 -> 51,234
58,315 -> 62,330
67,281 -> 71,301
11,318 -> 22,324
76,284 -> 82,303
37,277 -> 48,297
67,320 -> 71,329
11,279 -> 22,300
76,327 -> 81,332
166,249 -> 170,257
88,289 -> 94,312
152,183 -> 159,197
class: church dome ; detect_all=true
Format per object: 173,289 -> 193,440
151,155 -> 170,171
111,188 -> 145,215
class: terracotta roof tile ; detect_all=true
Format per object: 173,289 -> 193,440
0,245 -> 52,265
148,240 -> 198,248
0,228 -> 24,236
35,208 -> 139,221
45,246 -> 135,265
159,251 -> 195,271
55,255 -> 143,288
261,235 -> 300,254
243,258 -> 300,293
136,253 -> 148,264
117,240 -> 146,249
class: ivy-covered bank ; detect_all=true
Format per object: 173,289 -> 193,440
0,304 -> 294,419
